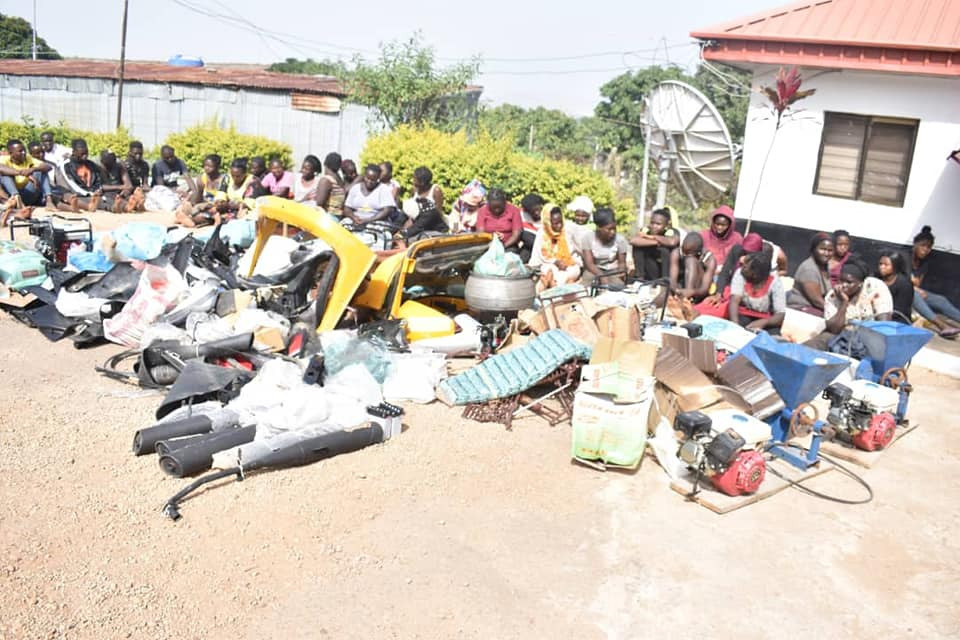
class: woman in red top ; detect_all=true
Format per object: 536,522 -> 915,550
476,188 -> 523,252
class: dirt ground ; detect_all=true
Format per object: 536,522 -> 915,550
1,311 -> 959,640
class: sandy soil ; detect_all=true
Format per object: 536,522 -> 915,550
1,306 -> 960,639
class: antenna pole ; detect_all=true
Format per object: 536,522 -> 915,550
116,0 -> 130,129
31,0 -> 37,60
639,101 -> 651,218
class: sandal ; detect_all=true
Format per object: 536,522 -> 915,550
940,327 -> 960,339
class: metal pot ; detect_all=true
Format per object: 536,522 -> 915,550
464,272 -> 536,312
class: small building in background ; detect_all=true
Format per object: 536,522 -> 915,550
692,0 -> 960,300
0,59 -> 372,164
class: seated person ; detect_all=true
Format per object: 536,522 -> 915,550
28,141 -> 52,181
379,161 -> 401,202
61,139 -> 103,212
786,232 -> 833,316
341,159 -> 361,192
123,141 -> 151,206
316,153 -> 346,216
396,196 -> 449,246
260,157 -> 293,198
910,225 -> 960,338
343,163 -> 398,224
729,252 -> 786,333
293,155 -> 323,206
249,155 -> 268,194
411,166 -> 443,214
152,145 -> 189,189
828,229 -> 858,287
449,179 -> 485,232
476,188 -> 523,252
39,131 -> 71,171
98,151 -> 134,213
565,195 -> 595,252
670,232 -> 717,303
519,193 -> 545,263
805,261 -> 892,351
529,203 -> 582,292
631,207 -> 679,280
175,154 -> 226,227
582,208 -> 628,289
706,233 -> 768,312
214,158 -> 257,218
0,138 -> 55,214
877,250 -> 918,328
701,205 -> 743,266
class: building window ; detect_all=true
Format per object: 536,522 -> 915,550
813,112 -> 918,207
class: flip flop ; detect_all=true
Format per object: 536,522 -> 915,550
940,327 -> 960,339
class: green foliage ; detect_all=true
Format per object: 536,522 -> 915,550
0,117 -> 132,156
361,125 -> 635,228
267,57 -> 347,77
0,13 -> 60,59
345,33 -> 480,131
160,119 -> 292,172
478,104 -> 599,162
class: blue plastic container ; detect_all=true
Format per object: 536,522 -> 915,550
167,55 -> 204,68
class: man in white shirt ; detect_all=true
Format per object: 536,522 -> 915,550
343,164 -> 398,225
40,131 -> 71,188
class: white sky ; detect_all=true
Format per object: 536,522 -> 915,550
2,0 -> 777,116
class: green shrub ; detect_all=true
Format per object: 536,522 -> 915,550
361,125 -> 636,228
0,117 -> 134,157
161,119 -> 292,172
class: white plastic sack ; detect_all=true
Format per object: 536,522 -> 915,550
236,234 -> 299,277
139,322 -> 190,350
103,264 -> 186,347
473,236 -> 529,277
55,289 -> 108,321
185,311 -> 233,343
383,351 -> 448,403
324,363 -> 384,427
233,308 -> 291,337
145,185 -> 180,212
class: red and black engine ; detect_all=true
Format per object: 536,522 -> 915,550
822,383 -> 897,451
675,411 -> 766,496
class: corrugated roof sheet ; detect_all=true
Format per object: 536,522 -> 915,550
691,0 -> 960,75
0,59 -> 346,95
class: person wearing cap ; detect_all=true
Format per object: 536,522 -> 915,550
566,195 -> 595,252
449,179 -> 486,232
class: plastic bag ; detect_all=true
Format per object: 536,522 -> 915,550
159,278 -> 220,326
111,222 -> 168,261
185,311 -> 233,343
54,289 -> 109,320
144,185 -> 180,212
103,264 -> 187,347
473,236 -> 529,277
571,392 -> 651,467
324,335 -> 393,384
139,322 -> 189,350
67,245 -> 114,272
382,351 -> 447,403
235,235 -> 299,277
324,363 -> 384,426
193,219 -> 257,249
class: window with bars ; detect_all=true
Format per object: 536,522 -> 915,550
813,112 -> 918,207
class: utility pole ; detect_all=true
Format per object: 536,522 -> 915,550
528,125 -> 534,152
116,0 -> 129,129
31,0 -> 37,60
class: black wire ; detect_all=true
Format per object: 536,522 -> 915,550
162,467 -> 240,521
765,442 -> 873,505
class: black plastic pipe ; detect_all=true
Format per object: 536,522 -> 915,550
132,415 -> 213,456
158,425 -> 257,478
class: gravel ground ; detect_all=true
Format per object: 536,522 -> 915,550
1,311 -> 959,640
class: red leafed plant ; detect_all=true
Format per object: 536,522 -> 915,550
761,66 -> 816,127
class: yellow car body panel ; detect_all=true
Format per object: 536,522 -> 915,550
249,196 -> 376,333
396,300 -> 457,341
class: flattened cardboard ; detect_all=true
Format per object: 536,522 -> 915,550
590,337 -> 658,377
662,333 -> 718,374
653,345 -> 723,412
594,306 -> 640,341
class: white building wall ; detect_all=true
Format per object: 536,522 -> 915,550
0,75 -> 371,166
734,68 -> 960,253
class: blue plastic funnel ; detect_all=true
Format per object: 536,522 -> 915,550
731,331 -> 780,380
753,343 -> 848,408
856,321 -> 933,378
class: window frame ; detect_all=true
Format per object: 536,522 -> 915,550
812,111 -> 919,208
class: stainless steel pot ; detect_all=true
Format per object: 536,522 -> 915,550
464,272 -> 537,312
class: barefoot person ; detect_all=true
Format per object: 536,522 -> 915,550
909,225 -> 960,338
671,232 -> 717,303
529,203 -> 582,292
98,151 -> 134,212
61,139 -> 103,212
315,153 -> 346,216
0,139 -> 55,220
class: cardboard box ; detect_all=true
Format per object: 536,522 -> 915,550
254,327 -> 286,352
662,333 -> 718,374
590,337 -> 658,376
594,306 -> 641,341
216,289 -> 254,317
579,362 -> 653,404
653,345 -> 723,412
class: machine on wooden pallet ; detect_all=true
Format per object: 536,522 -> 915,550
821,381 -> 898,451
853,321 -> 933,425
674,410 -> 768,496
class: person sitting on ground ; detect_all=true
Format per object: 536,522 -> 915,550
631,207 -> 680,280
701,205 -> 743,267
565,195 -> 595,252
582,208 -> 629,289
396,196 -> 450,247
828,229 -> 858,286
518,193 -> 545,264
98,151 -> 134,213
341,159 -> 360,192
246,156 -> 269,198
39,131 -> 70,182
909,225 -> 960,338
175,154 -> 225,227
344,163 -> 398,224
786,231 -> 833,316
449,179 -> 486,232
260,157 -> 293,199
529,203 -> 582,292
152,145 -> 189,189
729,251 -> 786,333
214,158 -> 257,218
315,152 -> 346,216
0,139 -> 55,221
379,161 -> 400,202
61,139 -> 103,212
804,260 -> 893,350
411,166 -> 443,214
877,250 -> 917,327
123,141 -> 150,193
292,155 -> 323,207
476,188 -> 523,252
670,232 -> 717,304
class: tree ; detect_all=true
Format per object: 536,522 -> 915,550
478,104 -> 596,162
345,33 -> 480,131
0,13 -> 60,60
267,58 -> 347,77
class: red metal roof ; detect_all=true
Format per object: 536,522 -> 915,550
691,0 -> 960,76
0,59 -> 346,95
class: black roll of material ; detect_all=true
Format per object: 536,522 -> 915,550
158,425 -> 257,478
154,434 -> 207,456
132,415 -> 213,456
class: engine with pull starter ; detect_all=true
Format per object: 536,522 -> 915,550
674,410 -> 767,496
822,380 -> 898,451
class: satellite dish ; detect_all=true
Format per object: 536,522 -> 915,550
639,80 -> 735,210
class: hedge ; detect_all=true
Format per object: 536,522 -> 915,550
161,119 -> 292,173
361,126 -> 635,227
0,117 -> 134,158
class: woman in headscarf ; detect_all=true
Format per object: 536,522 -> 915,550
529,203 -> 582,292
804,260 -> 893,350
449,179 -> 486,233
700,205 -> 743,266
786,231 -> 833,316
828,229 -> 857,286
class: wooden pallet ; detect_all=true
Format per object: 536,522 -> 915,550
819,422 -> 919,469
669,457 -> 834,514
